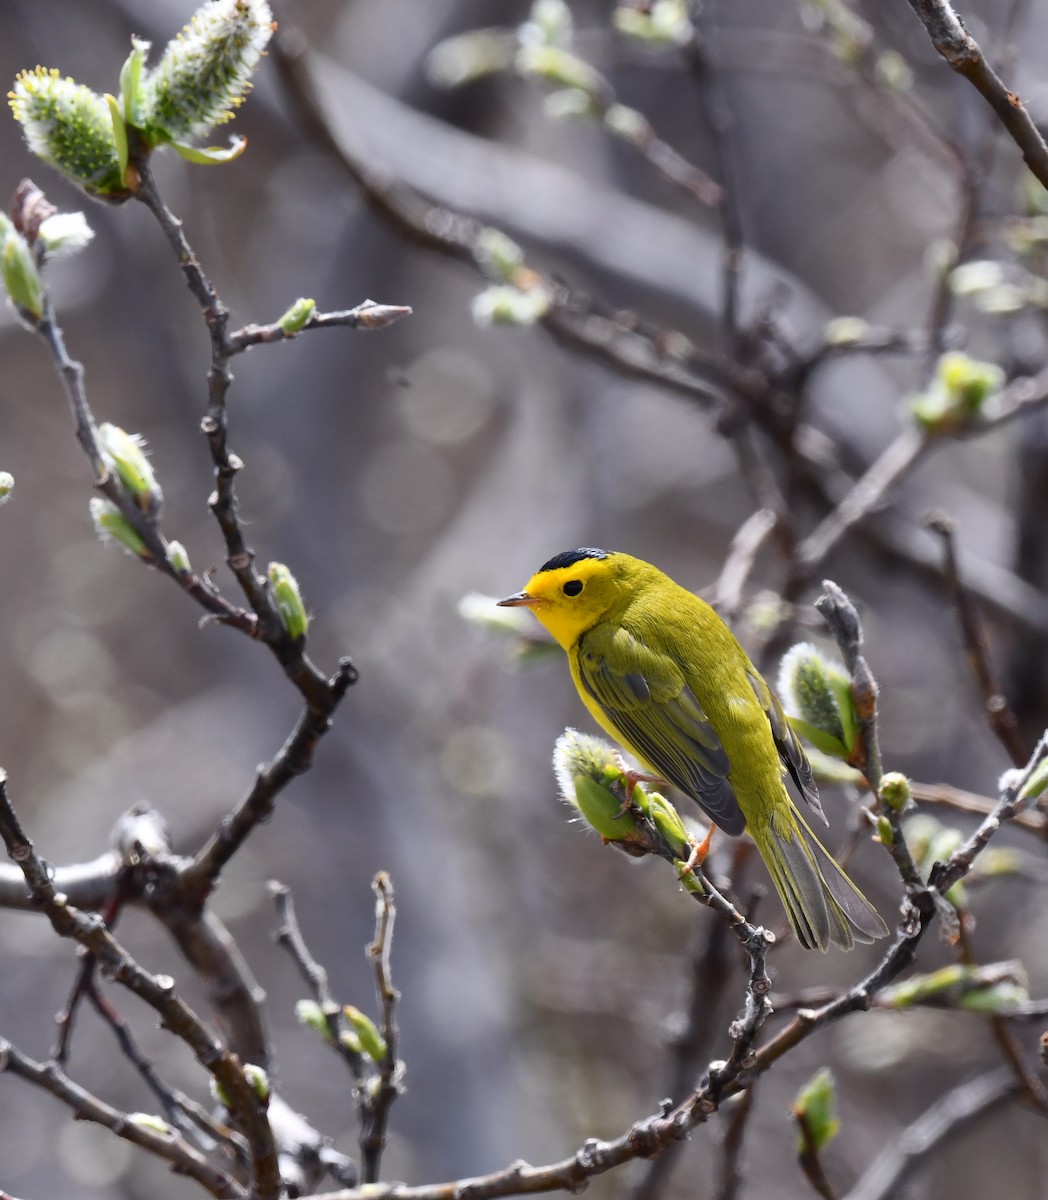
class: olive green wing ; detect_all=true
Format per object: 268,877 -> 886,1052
575,625 -> 746,836
746,669 -> 827,825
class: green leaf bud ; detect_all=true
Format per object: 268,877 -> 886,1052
471,283 -> 550,327
543,88 -> 596,121
36,211 -> 94,257
119,37 -> 151,130
881,964 -> 967,1007
553,728 -> 642,842
339,1029 -> 364,1055
823,315 -> 870,346
515,45 -> 603,96
475,228 -> 525,281
127,1112 -> 175,1136
89,497 -> 150,559
342,1006 -> 387,1063
792,1068 -> 840,1153
873,50 -> 913,91
294,999 -> 333,1043
641,791 -> 692,860
958,981 -> 1029,1015
268,561 -> 309,641
878,772 -> 911,812
277,297 -> 316,335
778,643 -> 856,759
613,0 -> 692,45
0,471 -> 12,505
949,260 -> 1006,297
875,814 -> 894,848
520,0 -> 574,49
2,231 -> 44,319
243,1063 -> 270,1102
141,0 -> 274,146
426,30 -> 517,89
165,539 -> 191,574
1015,757 -> 1048,804
97,423 -> 163,515
168,136 -> 247,165
911,351 -> 1004,433
604,103 -> 650,143
938,351 -> 1004,410
8,68 -> 126,197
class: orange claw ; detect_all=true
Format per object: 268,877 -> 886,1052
682,824 -> 716,874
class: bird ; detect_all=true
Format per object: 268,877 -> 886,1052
498,547 -> 887,951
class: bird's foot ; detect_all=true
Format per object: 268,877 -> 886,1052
613,753 -> 670,814
681,824 -> 716,873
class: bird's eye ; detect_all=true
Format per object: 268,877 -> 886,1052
563,579 -> 583,597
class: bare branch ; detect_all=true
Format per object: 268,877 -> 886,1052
360,872 -> 402,1183
843,1067 -> 1017,1200
0,773 -> 281,1200
925,511 -> 1027,764
0,1039 -> 244,1200
905,0 -> 1048,192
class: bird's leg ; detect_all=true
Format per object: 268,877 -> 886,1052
613,753 -> 670,814
681,824 -> 716,874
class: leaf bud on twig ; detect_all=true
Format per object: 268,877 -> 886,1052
97,422 -> 163,515
777,642 -> 858,760
268,562 -> 309,641
89,497 -> 150,559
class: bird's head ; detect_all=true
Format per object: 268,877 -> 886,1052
497,547 -> 632,649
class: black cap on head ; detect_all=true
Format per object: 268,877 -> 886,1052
538,547 -> 612,573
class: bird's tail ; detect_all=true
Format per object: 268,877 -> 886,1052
751,802 -> 888,952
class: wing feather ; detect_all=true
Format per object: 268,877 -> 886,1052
747,670 -> 826,825
575,626 -> 746,836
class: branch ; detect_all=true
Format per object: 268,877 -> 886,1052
271,881 -> 366,1079
925,511 -> 1027,764
0,774 -> 281,1200
182,657 -> 358,902
905,0 -> 1048,192
360,872 -> 402,1183
843,1067 -> 1017,1200
0,1041 -> 244,1200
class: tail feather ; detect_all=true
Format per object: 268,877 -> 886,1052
755,804 -> 888,952
799,815 -> 889,944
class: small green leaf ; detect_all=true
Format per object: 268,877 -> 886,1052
793,1068 -> 840,1153
169,136 -> 247,165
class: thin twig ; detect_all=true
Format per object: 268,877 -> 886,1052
925,511 -> 1027,764
86,981 -> 248,1158
909,779 -> 1047,836
132,157 -> 346,710
953,921 -> 1048,1116
184,657 -> 358,901
228,301 -> 413,350
843,1067 -> 1017,1200
905,0 -> 1048,192
713,1085 -> 756,1200
360,872 -> 402,1183
815,581 -> 927,904
0,1040 -> 244,1200
794,1110 -> 840,1200
796,428 -> 929,577
714,508 -> 778,622
270,881 -> 365,1079
0,772 -> 281,1200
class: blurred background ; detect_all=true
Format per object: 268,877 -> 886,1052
1,0 -> 1047,1197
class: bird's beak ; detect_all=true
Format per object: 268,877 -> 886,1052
497,591 -> 540,608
